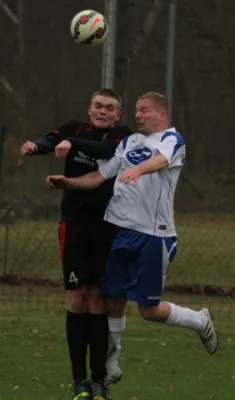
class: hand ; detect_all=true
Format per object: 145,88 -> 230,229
20,141 -> 38,155
55,140 -> 72,160
119,166 -> 142,186
46,175 -> 69,189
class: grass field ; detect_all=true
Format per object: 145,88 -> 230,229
0,307 -> 234,400
0,214 -> 235,399
0,214 -> 235,287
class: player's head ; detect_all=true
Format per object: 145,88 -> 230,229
88,88 -> 122,129
135,92 -> 168,135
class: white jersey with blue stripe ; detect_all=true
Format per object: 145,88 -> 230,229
98,127 -> 185,237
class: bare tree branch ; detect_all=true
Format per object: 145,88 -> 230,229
129,0 -> 164,60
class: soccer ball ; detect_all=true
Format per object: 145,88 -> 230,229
70,10 -> 108,45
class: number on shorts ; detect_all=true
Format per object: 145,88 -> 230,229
69,271 -> 79,284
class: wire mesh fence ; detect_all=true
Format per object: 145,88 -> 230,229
1,0 -> 235,310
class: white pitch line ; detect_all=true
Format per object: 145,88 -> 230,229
123,336 -> 174,343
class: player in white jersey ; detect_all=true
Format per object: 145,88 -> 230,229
47,92 -> 219,364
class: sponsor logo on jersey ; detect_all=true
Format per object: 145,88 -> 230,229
73,150 -> 97,167
126,146 -> 152,165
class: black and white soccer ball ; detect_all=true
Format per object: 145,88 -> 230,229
70,10 -> 108,45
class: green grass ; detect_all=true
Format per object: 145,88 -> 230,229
0,214 -> 235,287
0,308 -> 234,400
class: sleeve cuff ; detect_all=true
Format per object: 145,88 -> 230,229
98,161 -> 110,179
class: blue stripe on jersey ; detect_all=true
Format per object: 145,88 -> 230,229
161,131 -> 184,159
122,136 -> 130,150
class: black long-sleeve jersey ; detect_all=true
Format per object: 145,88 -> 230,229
33,120 -> 132,221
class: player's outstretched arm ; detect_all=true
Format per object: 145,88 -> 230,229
120,132 -> 185,185
119,154 -> 168,185
46,171 -> 105,190
21,134 -> 61,156
20,132 -> 62,156
55,138 -> 118,160
20,120 -> 79,156
55,126 -> 132,160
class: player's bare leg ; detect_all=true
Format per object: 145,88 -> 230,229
138,302 -> 219,355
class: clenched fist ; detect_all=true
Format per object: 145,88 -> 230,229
46,175 -> 69,189
55,140 -> 72,160
20,141 -> 38,155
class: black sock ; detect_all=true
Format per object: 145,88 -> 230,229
87,313 -> 109,382
66,311 -> 88,381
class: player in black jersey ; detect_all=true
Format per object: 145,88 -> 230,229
20,89 -> 132,400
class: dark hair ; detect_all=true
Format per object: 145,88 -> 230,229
91,88 -> 122,109
138,92 -> 168,112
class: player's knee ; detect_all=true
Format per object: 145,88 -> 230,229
88,285 -> 106,314
67,287 -> 89,313
105,297 -> 127,318
138,304 -> 160,321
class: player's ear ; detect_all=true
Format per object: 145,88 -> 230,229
160,110 -> 167,120
116,109 -> 121,122
88,104 -> 92,116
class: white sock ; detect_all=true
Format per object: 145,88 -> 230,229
106,316 -> 126,373
165,302 -> 206,331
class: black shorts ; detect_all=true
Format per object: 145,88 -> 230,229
59,219 -> 117,290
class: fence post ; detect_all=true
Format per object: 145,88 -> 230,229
101,0 -> 118,89
165,0 -> 177,126
0,126 -> 6,186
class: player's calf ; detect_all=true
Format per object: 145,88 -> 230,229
138,302 -> 219,354
138,302 -> 170,322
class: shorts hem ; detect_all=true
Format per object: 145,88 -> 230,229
127,291 -> 161,307
101,288 -> 126,298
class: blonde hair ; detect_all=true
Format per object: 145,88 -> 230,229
138,92 -> 168,112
